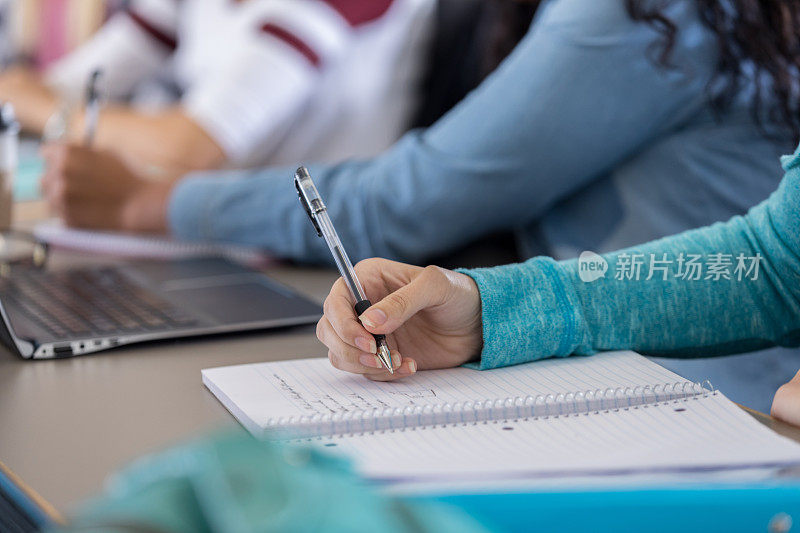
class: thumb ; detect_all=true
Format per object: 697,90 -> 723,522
358,266 -> 446,335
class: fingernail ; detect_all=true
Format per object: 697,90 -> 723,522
355,337 -> 376,354
359,354 -> 382,368
399,360 -> 417,375
391,351 -> 402,369
360,309 -> 387,328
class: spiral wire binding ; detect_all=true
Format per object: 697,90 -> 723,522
268,380 -> 716,440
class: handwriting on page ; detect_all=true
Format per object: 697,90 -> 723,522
249,350 -> 688,417
266,365 -> 439,414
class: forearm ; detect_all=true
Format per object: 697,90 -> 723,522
167,133 -> 550,265
84,107 -> 225,172
463,159 -> 800,369
16,87 -> 58,134
168,159 -> 396,265
0,66 -> 60,134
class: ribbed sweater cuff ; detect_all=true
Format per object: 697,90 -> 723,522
458,257 -> 589,370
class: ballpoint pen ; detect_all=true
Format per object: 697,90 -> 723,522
294,166 -> 394,374
83,69 -> 103,145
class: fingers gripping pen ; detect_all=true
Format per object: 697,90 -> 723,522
294,166 -> 394,373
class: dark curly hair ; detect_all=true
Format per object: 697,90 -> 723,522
489,0 -> 800,143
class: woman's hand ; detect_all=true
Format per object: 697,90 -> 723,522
41,143 -> 174,233
317,258 -> 484,381
771,370 -> 800,427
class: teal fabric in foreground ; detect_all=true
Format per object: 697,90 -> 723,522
462,147 -> 800,369
49,430 -> 800,533
54,431 -> 486,533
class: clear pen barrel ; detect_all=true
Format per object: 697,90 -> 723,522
316,215 -> 368,302
295,167 -> 368,303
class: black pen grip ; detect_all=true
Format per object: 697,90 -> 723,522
354,299 -> 386,344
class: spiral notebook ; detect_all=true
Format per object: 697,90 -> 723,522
202,351 -> 800,483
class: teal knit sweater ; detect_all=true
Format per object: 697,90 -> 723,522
463,147 -> 800,369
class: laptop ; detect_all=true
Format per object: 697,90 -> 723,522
0,257 -> 322,359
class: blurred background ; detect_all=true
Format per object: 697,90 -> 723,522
0,0 -> 120,68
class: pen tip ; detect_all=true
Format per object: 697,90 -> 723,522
378,344 -> 393,374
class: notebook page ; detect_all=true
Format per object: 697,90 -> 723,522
325,392 -> 800,481
34,220 -> 269,264
202,351 -> 689,436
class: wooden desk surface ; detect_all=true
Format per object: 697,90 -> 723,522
2,201 -> 799,516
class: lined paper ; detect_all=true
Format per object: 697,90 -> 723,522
202,351 -> 688,436
203,352 -> 800,482
326,393 -> 800,481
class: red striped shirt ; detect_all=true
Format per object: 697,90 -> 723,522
260,23 -> 321,68
126,9 -> 178,50
257,0 -> 396,68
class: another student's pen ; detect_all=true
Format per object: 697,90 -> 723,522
83,69 -> 103,145
294,166 -> 394,374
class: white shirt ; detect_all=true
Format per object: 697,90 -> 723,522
46,0 -> 434,167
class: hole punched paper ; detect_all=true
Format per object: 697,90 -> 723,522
202,351 -> 800,482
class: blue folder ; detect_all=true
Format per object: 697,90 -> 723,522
0,465 -> 55,532
419,481 -> 800,533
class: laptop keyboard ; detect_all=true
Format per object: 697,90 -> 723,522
0,267 -> 199,338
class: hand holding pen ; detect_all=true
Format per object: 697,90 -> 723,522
295,167 -> 484,380
295,167 -> 394,373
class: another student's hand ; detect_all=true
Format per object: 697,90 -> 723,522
771,370 -> 800,427
0,65 -> 58,132
318,258 -> 483,381
41,143 -> 173,233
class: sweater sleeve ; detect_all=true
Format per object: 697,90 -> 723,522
169,0 -> 717,265
461,148 -> 800,369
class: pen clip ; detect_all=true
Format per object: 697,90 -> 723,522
294,178 -> 323,237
